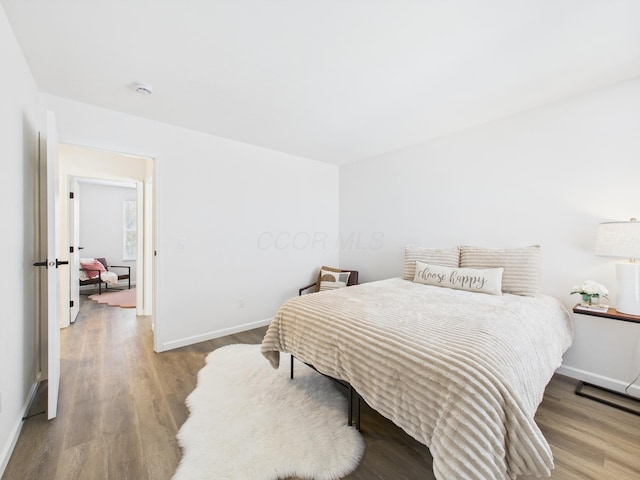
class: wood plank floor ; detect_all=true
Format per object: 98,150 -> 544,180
3,297 -> 640,480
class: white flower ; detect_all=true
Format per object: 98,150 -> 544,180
570,280 -> 608,297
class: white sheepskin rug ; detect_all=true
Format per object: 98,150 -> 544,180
173,344 -> 365,480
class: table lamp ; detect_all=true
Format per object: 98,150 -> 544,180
595,218 -> 640,315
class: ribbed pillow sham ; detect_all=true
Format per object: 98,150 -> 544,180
402,245 -> 460,281
459,245 -> 542,296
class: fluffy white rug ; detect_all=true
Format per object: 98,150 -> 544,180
173,344 -> 365,480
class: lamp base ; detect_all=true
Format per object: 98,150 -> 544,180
616,263 -> 640,316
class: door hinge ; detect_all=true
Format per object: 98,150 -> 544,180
69,192 -> 74,199
70,300 -> 74,308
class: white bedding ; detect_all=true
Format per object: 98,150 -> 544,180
261,277 -> 573,480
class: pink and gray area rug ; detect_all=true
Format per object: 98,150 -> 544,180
89,287 -> 136,308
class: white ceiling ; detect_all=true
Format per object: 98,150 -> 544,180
3,1 -> 640,164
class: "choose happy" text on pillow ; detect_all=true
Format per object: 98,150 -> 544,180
413,261 -> 503,295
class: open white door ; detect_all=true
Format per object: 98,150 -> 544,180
69,177 -> 80,323
40,110 -> 62,420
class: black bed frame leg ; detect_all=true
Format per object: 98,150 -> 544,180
348,386 -> 353,426
355,393 -> 361,431
290,354 -> 294,379
348,385 -> 361,431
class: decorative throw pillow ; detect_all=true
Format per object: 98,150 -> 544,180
413,261 -> 503,295
80,259 -> 106,279
318,269 -> 351,291
314,265 -> 342,292
403,245 -> 460,280
459,245 -> 542,296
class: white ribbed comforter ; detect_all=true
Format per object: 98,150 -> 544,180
261,278 -> 573,480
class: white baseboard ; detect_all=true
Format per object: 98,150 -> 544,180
0,374 -> 41,477
159,318 -> 273,352
557,365 -> 640,398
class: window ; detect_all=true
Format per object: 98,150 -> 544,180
123,200 -> 136,261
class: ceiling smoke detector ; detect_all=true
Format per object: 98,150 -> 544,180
135,83 -> 153,96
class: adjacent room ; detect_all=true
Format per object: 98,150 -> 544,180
77,180 -> 136,309
2,1 -> 640,479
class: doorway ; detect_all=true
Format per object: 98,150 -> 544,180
57,144 -> 154,329
72,178 -> 137,313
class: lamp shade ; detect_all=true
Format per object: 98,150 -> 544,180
595,221 -> 640,259
595,219 -> 640,315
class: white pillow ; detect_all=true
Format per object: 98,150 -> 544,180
459,245 -> 542,296
403,245 -> 460,280
413,261 -> 504,295
318,270 -> 351,291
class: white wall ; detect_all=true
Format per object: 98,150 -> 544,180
39,93 -> 340,351
78,182 -> 137,285
0,5 -> 39,474
340,77 -> 640,395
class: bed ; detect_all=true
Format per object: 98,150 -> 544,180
261,246 -> 574,480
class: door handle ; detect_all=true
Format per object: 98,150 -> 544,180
33,260 -> 48,268
56,259 -> 69,268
